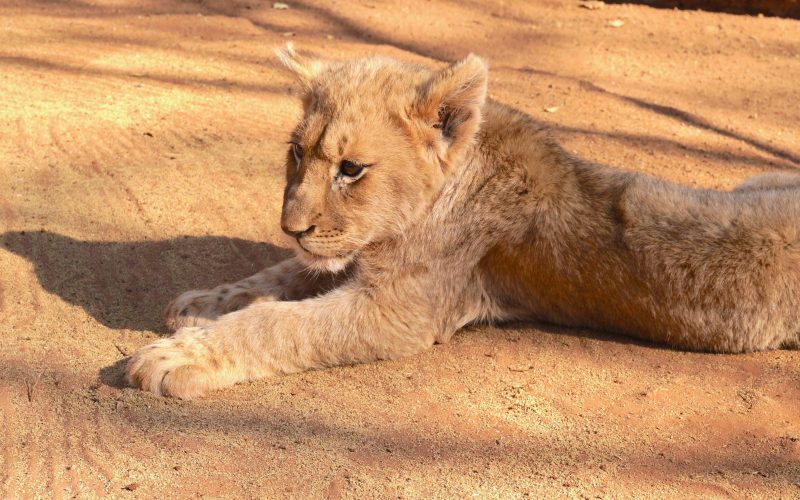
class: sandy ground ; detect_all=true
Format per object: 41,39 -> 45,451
1,0 -> 799,497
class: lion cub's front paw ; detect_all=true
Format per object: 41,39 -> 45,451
164,286 -> 273,332
126,327 -> 225,399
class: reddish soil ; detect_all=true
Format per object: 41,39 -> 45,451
1,0 -> 799,497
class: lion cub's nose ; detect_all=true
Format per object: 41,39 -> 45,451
282,223 -> 316,240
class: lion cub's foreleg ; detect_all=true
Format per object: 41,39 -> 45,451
163,257 -> 343,331
128,285 -> 439,399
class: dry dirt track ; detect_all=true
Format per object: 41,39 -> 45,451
1,0 -> 799,497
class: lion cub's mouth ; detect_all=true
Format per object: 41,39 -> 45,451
297,240 -> 353,259
294,243 -> 355,273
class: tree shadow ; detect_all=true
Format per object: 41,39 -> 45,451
604,0 -> 800,19
3,354 -> 797,491
501,65 -> 800,169
553,124 -> 794,172
111,387 -> 799,484
1,230 -> 291,332
0,54 -> 287,95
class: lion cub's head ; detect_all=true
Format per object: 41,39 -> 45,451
276,45 -> 488,272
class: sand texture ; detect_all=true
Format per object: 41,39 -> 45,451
1,0 -> 799,497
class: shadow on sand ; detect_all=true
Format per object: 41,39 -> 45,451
1,230 -> 291,332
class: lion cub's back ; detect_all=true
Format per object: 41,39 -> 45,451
618,176 -> 800,351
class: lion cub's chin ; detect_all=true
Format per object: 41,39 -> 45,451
294,248 -> 354,273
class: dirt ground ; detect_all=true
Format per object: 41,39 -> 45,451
1,0 -> 799,497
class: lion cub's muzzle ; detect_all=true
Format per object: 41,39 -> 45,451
281,225 -> 350,259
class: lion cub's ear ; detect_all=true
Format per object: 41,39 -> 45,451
274,43 -> 326,94
414,54 -> 488,167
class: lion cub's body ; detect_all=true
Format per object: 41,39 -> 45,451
477,105 -> 800,352
128,48 -> 800,398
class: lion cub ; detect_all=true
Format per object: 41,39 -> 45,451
127,46 -> 800,398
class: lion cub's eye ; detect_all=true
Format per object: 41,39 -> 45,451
339,160 -> 366,178
289,142 -> 303,164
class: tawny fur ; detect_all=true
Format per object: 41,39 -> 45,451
127,45 -> 800,399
